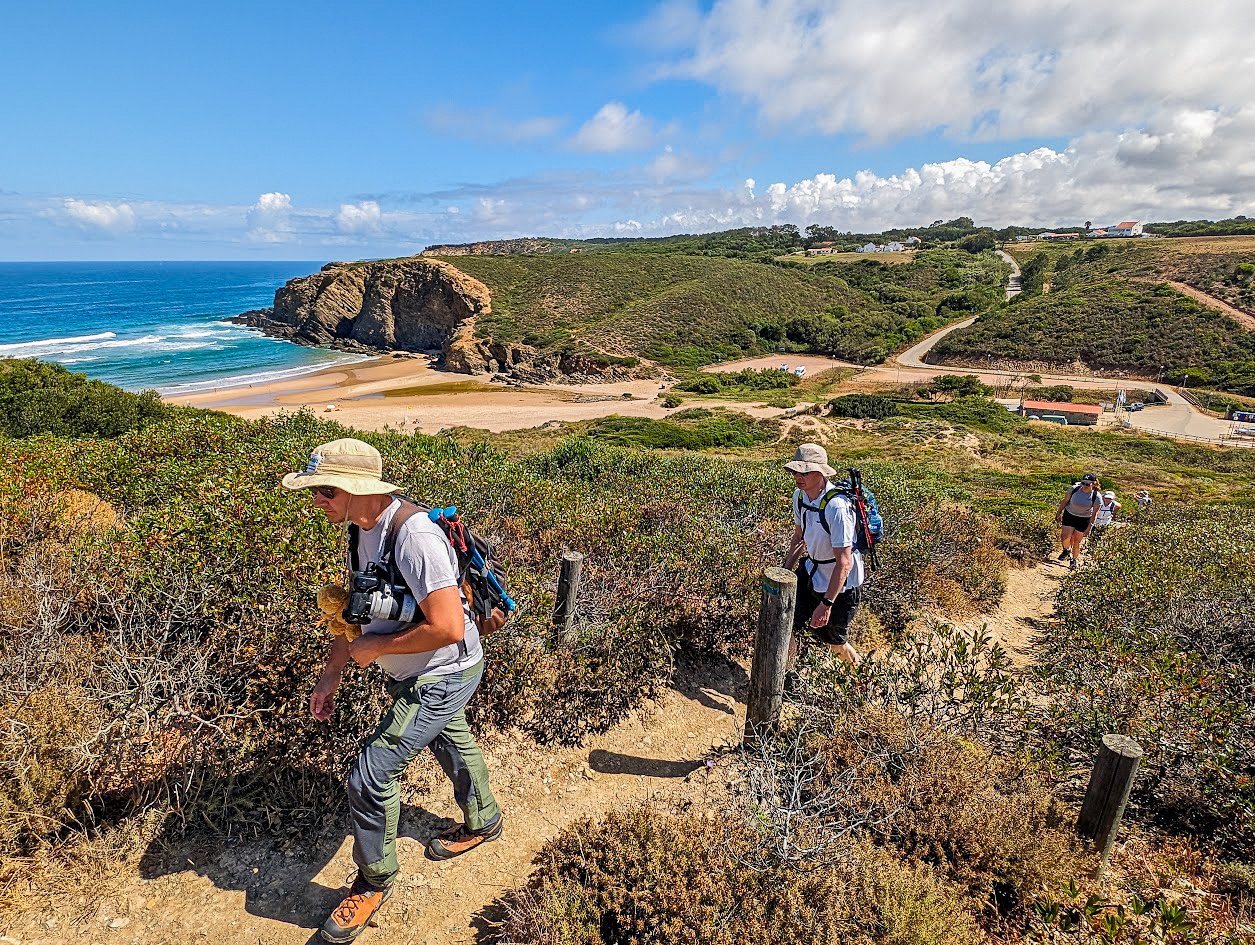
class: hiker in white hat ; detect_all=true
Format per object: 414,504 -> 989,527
283,438 -> 503,942
782,443 -> 865,665
1091,488 -> 1121,538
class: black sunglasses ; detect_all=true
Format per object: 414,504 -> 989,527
309,485 -> 339,499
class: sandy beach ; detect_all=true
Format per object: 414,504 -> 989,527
166,354 -> 783,433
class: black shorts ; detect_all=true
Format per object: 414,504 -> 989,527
1060,510 -> 1092,533
793,563 -> 862,646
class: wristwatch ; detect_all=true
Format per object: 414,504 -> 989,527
821,597 -> 835,607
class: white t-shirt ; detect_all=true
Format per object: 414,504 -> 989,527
354,499 -> 481,681
792,483 -> 865,596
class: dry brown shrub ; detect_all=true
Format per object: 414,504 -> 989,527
51,489 -> 120,537
814,706 -> 1090,915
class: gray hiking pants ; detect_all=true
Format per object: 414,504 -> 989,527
348,659 -> 501,888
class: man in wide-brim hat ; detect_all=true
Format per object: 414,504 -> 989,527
284,438 -> 503,943
782,443 -> 865,665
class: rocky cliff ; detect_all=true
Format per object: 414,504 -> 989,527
421,238 -> 557,256
231,256 -> 651,382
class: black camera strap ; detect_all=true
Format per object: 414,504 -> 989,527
347,501 -> 471,656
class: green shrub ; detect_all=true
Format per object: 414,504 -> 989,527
0,358 -> 169,437
829,393 -> 900,419
586,410 -> 775,449
499,806 -> 981,945
1031,505 -> 1255,855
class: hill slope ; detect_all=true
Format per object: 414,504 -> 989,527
932,238 -> 1255,393
444,249 -> 1006,369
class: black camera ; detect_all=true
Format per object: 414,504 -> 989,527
345,563 -> 420,625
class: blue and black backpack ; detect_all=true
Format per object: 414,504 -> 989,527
795,468 -> 884,571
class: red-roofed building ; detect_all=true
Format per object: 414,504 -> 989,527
1107,221 -> 1143,237
1020,400 -> 1103,425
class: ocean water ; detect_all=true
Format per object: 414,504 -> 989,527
0,261 -> 365,394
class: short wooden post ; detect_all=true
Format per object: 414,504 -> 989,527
553,551 -> 584,640
744,566 -> 798,742
1077,734 -> 1143,876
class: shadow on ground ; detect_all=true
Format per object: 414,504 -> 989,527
137,797 -> 446,941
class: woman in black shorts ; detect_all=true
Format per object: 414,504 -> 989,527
1055,473 -> 1101,568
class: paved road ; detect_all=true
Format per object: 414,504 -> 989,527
884,318 -> 1244,445
995,249 -> 1022,300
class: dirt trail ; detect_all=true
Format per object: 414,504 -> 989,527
1162,280 -> 1255,330
954,561 -> 1063,667
5,564 -> 1071,945
4,660 -> 748,945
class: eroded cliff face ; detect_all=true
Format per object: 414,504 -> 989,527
233,258 -> 492,353
232,255 -> 652,382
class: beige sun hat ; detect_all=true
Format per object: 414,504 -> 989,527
281,438 -> 400,496
784,443 -> 837,479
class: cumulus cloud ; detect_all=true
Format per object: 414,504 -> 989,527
246,192 -> 294,243
61,198 -> 135,232
569,102 -> 656,152
661,0 -> 1255,143
643,111 -> 1255,234
336,200 -> 382,234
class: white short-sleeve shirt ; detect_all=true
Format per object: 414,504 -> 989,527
792,482 -> 865,596
354,499 -> 481,681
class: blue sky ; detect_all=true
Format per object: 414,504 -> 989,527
2,0 -> 1252,259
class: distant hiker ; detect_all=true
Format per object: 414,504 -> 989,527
783,443 -> 865,665
284,438 -> 502,944
1055,472 -> 1101,569
1135,489 -> 1152,510
1091,489 -> 1121,537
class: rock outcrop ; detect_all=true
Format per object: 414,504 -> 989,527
230,256 -> 654,383
421,238 -> 555,257
231,258 -> 493,358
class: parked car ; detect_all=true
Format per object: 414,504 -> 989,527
1127,402 -> 1144,412
1038,414 -> 1069,425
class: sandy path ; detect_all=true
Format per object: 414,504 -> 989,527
5,659 -> 748,945
1162,280 -> 1255,330
954,562 -> 1062,668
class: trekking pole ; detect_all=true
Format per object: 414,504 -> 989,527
745,566 -> 797,744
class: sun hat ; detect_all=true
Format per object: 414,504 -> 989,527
1103,490 -> 1115,498
281,438 -> 400,496
784,443 -> 837,479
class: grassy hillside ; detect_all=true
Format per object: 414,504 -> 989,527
444,249 -> 1006,368
935,238 -> 1255,393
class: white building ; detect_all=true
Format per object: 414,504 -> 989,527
884,241 -> 906,252
857,242 -> 880,253
1107,221 -> 1143,237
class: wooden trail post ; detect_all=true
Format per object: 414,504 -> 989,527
745,566 -> 798,742
553,551 -> 584,641
1077,734 -> 1143,877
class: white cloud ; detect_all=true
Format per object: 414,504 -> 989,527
662,0 -> 1255,143
246,192 -> 294,243
642,110 -> 1255,234
337,200 -> 382,234
61,198 -> 135,232
569,102 -> 655,153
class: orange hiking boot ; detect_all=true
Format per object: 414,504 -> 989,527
426,817 -> 504,861
320,875 -> 394,943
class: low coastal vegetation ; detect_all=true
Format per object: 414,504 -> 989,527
933,238 -> 1255,394
4,233 -> 1255,940
0,358 -> 168,437
443,248 -> 1006,370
